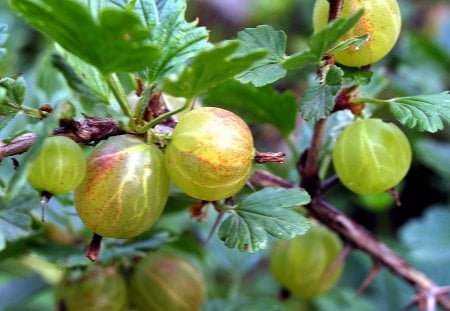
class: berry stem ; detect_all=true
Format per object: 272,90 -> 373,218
40,191 -> 52,222
137,97 -> 194,133
86,233 -> 103,262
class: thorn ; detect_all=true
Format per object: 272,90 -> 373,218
357,261 -> 382,297
40,191 -> 53,222
321,243 -> 352,288
245,180 -> 256,192
86,233 -> 103,262
388,187 -> 401,207
203,210 -> 225,245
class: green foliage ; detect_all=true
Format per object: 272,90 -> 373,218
400,207 -> 450,263
0,0 -> 450,309
235,25 -> 287,87
388,92 -> 450,132
163,41 -> 266,99
415,139 -> 450,179
283,10 -> 364,70
136,0 -> 211,84
51,54 -> 110,106
300,65 -> 343,121
203,80 -> 298,137
218,188 -> 310,252
8,0 -> 160,74
0,210 -> 33,252
0,76 -> 26,109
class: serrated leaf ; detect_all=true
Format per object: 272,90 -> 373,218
163,41 -> 266,99
218,188 -> 310,253
203,80 -> 297,137
282,51 -> 317,70
300,66 -> 343,121
137,0 -> 211,84
309,9 -> 364,58
325,65 -> 344,89
9,0 -> 160,74
235,25 -> 287,87
0,210 -> 33,251
400,206 -> 450,263
300,85 -> 338,121
388,92 -> 450,132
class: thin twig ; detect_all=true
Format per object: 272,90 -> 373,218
249,170 -> 450,310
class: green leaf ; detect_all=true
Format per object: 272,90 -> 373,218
0,76 -> 27,105
52,53 -> 110,105
415,139 -> 450,178
282,51 -> 317,70
325,65 -> 344,90
0,114 -> 15,130
388,92 -> 450,132
300,66 -> 343,121
0,210 -> 33,252
163,41 -> 266,99
328,34 -> 369,55
218,187 -> 310,253
8,0 -> 160,74
203,80 -> 297,137
235,25 -> 287,87
137,0 -> 211,84
282,11 -> 364,71
400,206 -> 450,263
309,9 -> 364,58
300,85 -> 334,121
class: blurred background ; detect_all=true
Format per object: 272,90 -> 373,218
0,0 -> 449,310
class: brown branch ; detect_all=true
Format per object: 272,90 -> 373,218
328,0 -> 344,22
250,170 -> 450,310
0,118 -> 124,160
254,151 -> 285,164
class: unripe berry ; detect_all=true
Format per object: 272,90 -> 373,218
165,107 -> 254,201
313,0 -> 402,67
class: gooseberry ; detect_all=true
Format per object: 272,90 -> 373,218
165,107 -> 254,201
129,252 -> 205,311
313,0 -> 401,67
332,118 -> 412,195
27,136 -> 86,194
74,135 -> 169,239
270,222 -> 344,298
55,265 -> 128,311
